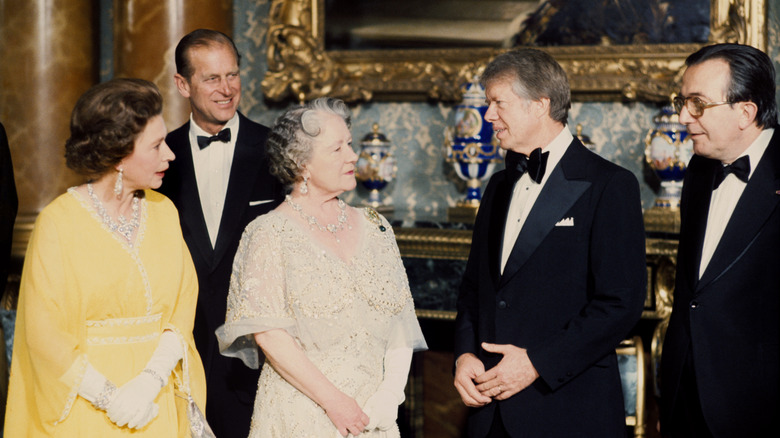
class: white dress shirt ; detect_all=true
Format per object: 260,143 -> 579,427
501,126 -> 573,273
699,128 -> 774,277
188,113 -> 240,248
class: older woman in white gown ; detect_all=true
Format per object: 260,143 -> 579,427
217,97 -> 427,437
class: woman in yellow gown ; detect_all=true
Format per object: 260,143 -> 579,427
4,78 -> 207,436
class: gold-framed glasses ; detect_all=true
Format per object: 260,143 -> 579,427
672,95 -> 732,118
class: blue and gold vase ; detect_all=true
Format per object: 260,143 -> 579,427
445,76 -> 502,222
643,99 -> 693,232
356,123 -> 396,212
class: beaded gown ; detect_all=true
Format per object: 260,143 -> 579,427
5,189 -> 206,437
217,208 -> 427,438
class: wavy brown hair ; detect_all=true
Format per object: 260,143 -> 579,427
65,78 -> 162,179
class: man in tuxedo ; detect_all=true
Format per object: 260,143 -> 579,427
453,48 -> 646,437
158,29 -> 283,437
660,43 -> 779,437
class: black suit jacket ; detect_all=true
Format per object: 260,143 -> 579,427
0,122 -> 17,291
661,130 -> 780,436
157,112 -> 283,437
454,139 -> 647,438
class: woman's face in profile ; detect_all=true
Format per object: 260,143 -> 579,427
304,112 -> 358,197
119,115 -> 176,191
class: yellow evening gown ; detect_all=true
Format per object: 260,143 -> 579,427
4,189 -> 206,437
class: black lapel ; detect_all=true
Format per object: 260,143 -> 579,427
212,113 -> 262,264
168,123 -> 215,265
697,133 -> 780,289
678,154 -> 718,291
489,172 -> 516,288
499,141 -> 591,288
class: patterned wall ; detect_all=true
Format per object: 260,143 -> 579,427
232,0 -> 780,222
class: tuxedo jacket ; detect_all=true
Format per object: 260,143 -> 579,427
661,130 -> 780,437
157,112 -> 283,437
454,139 -> 647,438
0,122 -> 17,290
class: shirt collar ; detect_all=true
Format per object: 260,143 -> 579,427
536,125 -> 573,185
188,112 -> 240,139
732,128 -> 774,179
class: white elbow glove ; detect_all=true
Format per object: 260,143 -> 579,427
107,331 -> 184,429
364,347 -> 413,431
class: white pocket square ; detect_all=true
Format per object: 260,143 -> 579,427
555,217 -> 574,227
249,199 -> 274,206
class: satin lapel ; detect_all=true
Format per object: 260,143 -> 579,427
499,144 -> 590,287
212,114 -> 260,264
697,137 -> 780,289
170,125 -> 214,265
489,173 -> 516,288
678,155 -> 718,291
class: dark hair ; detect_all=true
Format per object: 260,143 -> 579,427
686,43 -> 778,129
266,97 -> 352,189
65,78 -> 162,178
175,29 -> 241,80
481,48 -> 571,125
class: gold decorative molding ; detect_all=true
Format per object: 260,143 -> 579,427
262,0 -> 767,103
644,238 -> 678,319
414,309 -> 456,321
394,228 -> 472,261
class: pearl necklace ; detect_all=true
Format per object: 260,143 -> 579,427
88,183 -> 140,243
285,195 -> 350,241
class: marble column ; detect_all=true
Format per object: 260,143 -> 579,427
113,0 -> 233,129
0,0 -> 97,256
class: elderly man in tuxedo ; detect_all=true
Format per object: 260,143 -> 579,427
453,48 -> 647,437
157,29 -> 283,438
660,43 -> 779,438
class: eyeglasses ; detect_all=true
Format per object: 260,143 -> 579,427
672,95 -> 732,118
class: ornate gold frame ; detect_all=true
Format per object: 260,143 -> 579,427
262,0 -> 766,103
617,336 -> 647,437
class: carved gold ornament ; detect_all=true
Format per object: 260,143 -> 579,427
262,0 -> 766,103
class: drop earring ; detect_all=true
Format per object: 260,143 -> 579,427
300,176 -> 309,195
114,168 -> 124,198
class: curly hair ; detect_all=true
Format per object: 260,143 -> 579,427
266,97 -> 351,190
64,78 -> 162,179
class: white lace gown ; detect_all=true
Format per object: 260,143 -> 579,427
217,208 -> 427,438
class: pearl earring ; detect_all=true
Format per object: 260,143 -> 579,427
300,176 -> 309,195
114,168 -> 124,198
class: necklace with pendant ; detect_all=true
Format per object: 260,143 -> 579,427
88,183 -> 140,243
285,195 -> 350,241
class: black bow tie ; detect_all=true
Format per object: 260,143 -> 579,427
197,128 -> 231,149
713,155 -> 750,189
505,148 -> 549,184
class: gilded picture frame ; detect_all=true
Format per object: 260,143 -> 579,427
261,0 -> 766,103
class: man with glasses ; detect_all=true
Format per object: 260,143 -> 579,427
661,43 -> 779,437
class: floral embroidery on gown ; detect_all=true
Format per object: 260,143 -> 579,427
217,208 -> 426,438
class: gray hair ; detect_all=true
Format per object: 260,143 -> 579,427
481,48 -> 571,125
266,97 -> 352,189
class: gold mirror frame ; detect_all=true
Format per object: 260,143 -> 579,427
262,0 -> 766,103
